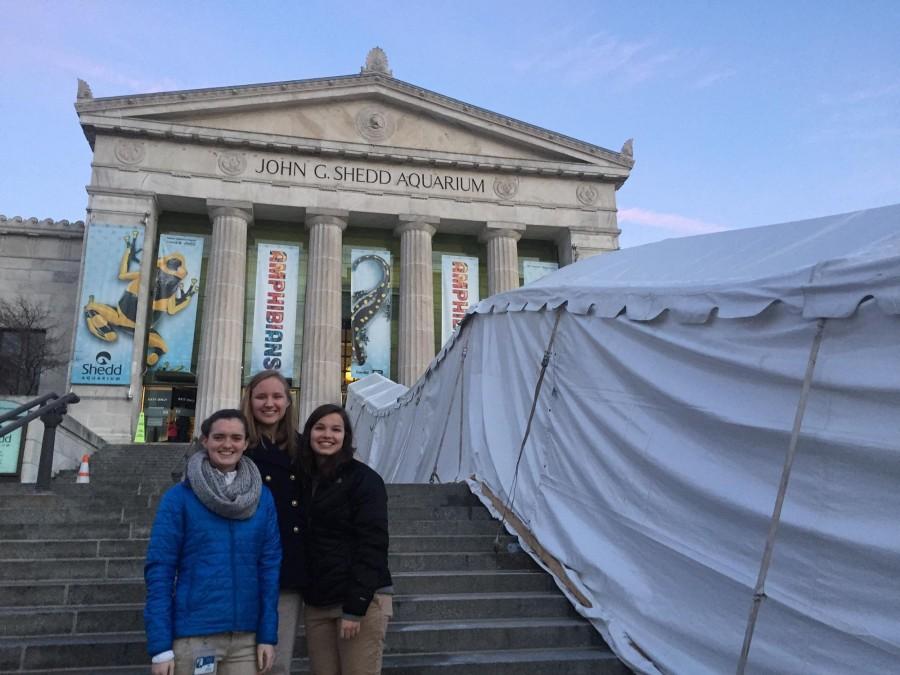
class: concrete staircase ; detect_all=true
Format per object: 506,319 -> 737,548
0,444 -> 628,674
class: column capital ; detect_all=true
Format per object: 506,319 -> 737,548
394,215 -> 438,237
479,221 -> 526,243
207,199 -> 254,224
305,208 -> 349,230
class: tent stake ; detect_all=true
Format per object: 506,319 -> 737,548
736,318 -> 827,674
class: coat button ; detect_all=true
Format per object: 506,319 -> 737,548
291,500 -> 298,507
292,526 -> 299,534
289,474 -> 296,481
265,475 -> 272,482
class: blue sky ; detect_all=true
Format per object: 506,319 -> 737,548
1,1 -> 898,247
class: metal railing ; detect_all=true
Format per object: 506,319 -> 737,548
0,392 -> 81,490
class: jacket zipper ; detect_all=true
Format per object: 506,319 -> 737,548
230,520 -> 237,627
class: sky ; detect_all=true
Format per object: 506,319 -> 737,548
1,1 -> 898,248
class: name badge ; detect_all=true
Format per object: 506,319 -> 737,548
193,654 -> 216,675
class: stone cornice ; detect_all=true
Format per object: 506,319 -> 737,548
0,215 -> 85,237
74,72 -> 634,171
78,114 -> 630,185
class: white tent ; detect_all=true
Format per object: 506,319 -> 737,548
346,203 -> 900,674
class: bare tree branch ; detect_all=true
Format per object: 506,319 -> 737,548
0,296 -> 67,396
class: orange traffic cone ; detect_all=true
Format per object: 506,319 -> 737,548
76,454 -> 90,484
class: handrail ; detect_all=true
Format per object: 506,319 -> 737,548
0,391 -> 81,490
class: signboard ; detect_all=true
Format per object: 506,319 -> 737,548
522,260 -> 559,286
350,249 -> 392,379
71,224 -> 146,385
441,255 -> 479,344
147,234 -> 204,373
0,400 -> 25,475
250,243 -> 301,378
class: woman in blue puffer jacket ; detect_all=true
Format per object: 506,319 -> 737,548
144,408 -> 281,675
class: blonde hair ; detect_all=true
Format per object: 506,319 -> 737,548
240,370 -> 298,458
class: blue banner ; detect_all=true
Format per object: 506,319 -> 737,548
71,224 -> 146,385
146,234 -> 204,374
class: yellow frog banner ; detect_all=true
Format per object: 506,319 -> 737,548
71,223 -> 146,385
145,233 -> 204,374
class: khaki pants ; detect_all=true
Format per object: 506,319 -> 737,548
173,631 -> 257,675
304,594 -> 393,675
271,590 -> 303,675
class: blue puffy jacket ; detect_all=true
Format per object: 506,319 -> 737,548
144,481 -> 282,656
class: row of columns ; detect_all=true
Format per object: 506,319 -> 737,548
193,203 -> 527,424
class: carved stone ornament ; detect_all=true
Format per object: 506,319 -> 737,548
218,151 -> 247,176
576,183 -> 599,206
356,106 -> 395,142
114,140 -> 146,165
492,176 -> 519,200
621,138 -> 634,158
76,78 -> 93,100
361,47 -> 393,77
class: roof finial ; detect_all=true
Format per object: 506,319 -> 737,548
77,78 -> 93,100
620,138 -> 634,158
361,47 -> 393,77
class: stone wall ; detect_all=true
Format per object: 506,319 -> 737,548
0,215 -> 84,397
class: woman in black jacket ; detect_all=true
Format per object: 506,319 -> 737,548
240,370 -> 305,675
299,403 -> 393,675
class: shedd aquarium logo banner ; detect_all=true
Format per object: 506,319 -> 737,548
71,223 -> 146,385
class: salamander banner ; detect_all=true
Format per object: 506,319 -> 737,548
251,243 -> 301,378
441,255 -> 479,345
71,223 -> 146,385
146,234 -> 204,373
350,249 -> 392,380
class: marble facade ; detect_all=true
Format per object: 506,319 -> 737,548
56,48 -> 633,441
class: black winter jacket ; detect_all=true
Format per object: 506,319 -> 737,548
301,458 -> 392,617
245,437 -> 306,591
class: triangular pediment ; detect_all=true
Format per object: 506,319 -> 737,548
76,74 -> 633,173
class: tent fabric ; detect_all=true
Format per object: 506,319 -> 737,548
346,204 -> 900,674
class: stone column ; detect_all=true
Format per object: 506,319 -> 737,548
69,189 -> 158,444
395,215 -> 438,387
298,209 -> 348,423
480,221 -> 526,296
194,200 -> 252,427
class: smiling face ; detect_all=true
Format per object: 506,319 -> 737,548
250,375 -> 289,436
310,412 -> 346,460
202,418 -> 249,472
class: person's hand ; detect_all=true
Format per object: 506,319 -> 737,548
340,618 -> 361,640
151,660 -> 174,675
257,643 -> 275,673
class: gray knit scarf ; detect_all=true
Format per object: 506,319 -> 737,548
186,450 -> 262,520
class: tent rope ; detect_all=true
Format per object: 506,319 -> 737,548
736,317 -> 828,674
429,335 -> 470,484
493,307 -> 564,552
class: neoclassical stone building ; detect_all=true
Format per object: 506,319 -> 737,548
27,48 -> 633,446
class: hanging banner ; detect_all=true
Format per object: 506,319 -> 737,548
250,243 -> 301,378
0,400 -> 24,475
71,224 -> 146,385
523,260 -> 559,286
351,249 -> 392,380
441,255 -> 479,344
146,234 -> 204,373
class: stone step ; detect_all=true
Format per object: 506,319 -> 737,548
4,647 -> 627,675
0,534 -> 514,560
0,593 -> 579,637
0,551 -> 537,582
0,571 -> 558,609
0,619 -> 605,671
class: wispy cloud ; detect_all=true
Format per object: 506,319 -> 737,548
512,26 -> 733,90
618,207 -> 728,235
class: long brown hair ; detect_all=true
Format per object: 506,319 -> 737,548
299,403 -> 354,478
240,370 -> 298,458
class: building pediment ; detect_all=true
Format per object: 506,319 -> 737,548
75,71 -> 633,178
